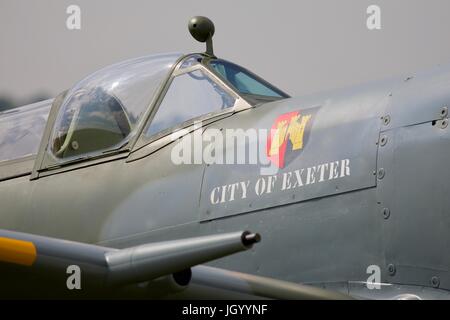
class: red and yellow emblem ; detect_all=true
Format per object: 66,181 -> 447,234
266,110 -> 315,168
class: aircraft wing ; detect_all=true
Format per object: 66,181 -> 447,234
0,229 -> 351,299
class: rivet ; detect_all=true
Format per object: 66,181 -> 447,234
382,208 -> 390,219
383,115 -> 391,126
388,264 -> 396,276
377,168 -> 385,179
441,119 -> 448,129
431,276 -> 440,288
380,136 -> 388,146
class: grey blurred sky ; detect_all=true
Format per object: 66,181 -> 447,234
2,0 -> 450,103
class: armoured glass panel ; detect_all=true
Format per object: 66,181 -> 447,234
51,53 -> 182,160
146,69 -> 235,137
210,60 -> 287,98
0,101 -> 51,162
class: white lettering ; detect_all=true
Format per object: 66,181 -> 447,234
66,5 -> 81,30
255,177 -> 266,196
366,5 -> 381,30
66,265 -> 81,290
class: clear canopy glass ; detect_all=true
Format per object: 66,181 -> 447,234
209,59 -> 288,99
146,69 -> 236,137
50,53 -> 182,160
0,100 -> 52,162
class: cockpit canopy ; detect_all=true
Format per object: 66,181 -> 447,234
51,53 -> 182,160
0,52 -> 289,167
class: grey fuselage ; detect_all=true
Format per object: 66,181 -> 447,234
1,62 -> 450,300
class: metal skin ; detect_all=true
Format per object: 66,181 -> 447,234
1,19 -> 450,300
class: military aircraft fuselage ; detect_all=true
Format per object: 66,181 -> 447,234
1,54 -> 450,299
